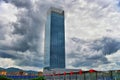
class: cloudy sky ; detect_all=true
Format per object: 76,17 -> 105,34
0,0 -> 120,71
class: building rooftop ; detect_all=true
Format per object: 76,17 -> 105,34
48,7 -> 64,15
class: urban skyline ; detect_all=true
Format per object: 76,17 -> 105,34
0,0 -> 120,71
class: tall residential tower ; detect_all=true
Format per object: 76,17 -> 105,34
44,7 -> 65,70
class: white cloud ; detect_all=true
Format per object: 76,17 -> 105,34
0,1 -> 18,24
0,58 -> 15,68
106,50 -> 120,63
0,1 -> 19,47
0,57 -> 42,71
65,0 -> 120,40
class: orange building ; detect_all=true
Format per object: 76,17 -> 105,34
38,71 -> 43,76
17,71 -> 28,76
0,70 -> 7,76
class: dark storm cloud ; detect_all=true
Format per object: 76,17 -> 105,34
12,3 -> 44,67
68,37 -> 120,68
0,51 -> 17,59
72,37 -> 120,55
92,37 -> 120,55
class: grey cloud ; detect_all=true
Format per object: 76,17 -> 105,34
10,0 -> 45,67
10,1 -> 45,52
0,50 -> 43,67
0,25 -> 5,40
0,51 -> 17,59
15,51 -> 44,67
68,37 -> 120,68
0,0 -> 43,68
3,0 -> 32,8
72,37 -> 120,55
17,57 -> 43,67
92,37 -> 120,55
2,0 -> 9,3
85,0 -> 111,7
71,37 -> 85,43
118,1 -> 120,6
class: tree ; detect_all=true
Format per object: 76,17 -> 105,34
31,76 -> 45,80
0,76 -> 12,80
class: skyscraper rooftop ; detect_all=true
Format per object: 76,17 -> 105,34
47,7 -> 64,15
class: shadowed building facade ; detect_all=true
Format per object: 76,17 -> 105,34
44,7 -> 65,70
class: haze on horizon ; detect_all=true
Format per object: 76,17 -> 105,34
0,0 -> 120,71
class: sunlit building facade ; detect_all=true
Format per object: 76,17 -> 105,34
44,7 -> 65,70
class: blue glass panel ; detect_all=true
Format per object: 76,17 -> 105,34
44,9 -> 65,69
50,12 -> 65,68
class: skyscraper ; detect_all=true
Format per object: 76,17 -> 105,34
44,7 -> 65,70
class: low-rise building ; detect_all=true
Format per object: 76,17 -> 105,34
0,70 -> 7,75
38,71 -> 43,76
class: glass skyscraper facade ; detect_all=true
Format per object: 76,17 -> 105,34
44,7 -> 65,69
